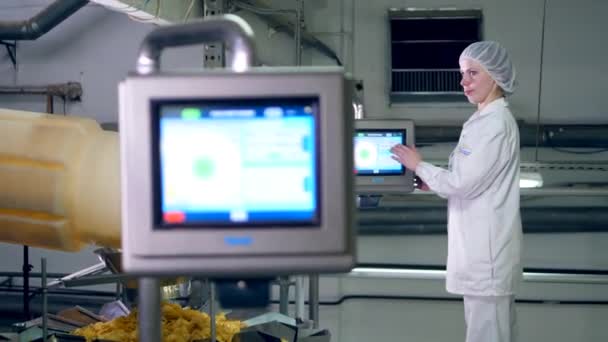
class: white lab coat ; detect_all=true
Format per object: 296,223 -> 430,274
415,97 -> 523,296
464,295 -> 517,342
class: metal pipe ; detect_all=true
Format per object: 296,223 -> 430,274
308,274 -> 319,329
358,223 -> 608,235
0,272 -> 67,279
22,246 -> 31,320
136,14 -> 255,75
520,188 -> 608,197
115,282 -> 121,301
349,267 -> 444,281
210,281 -> 216,342
357,207 -> 608,234
416,124 -> 608,148
47,262 -> 107,288
46,85 -> 54,121
199,278 -> 209,312
405,187 -> 608,197
0,82 -> 83,100
0,0 -> 88,40
294,276 -> 306,320
41,258 -> 48,342
359,207 -> 608,223
46,95 -> 54,114
0,285 -> 116,297
348,267 -> 608,285
138,278 -> 161,342
543,125 -> 608,148
524,272 -> 608,284
415,126 -> 461,144
278,276 -> 290,315
358,224 -> 447,235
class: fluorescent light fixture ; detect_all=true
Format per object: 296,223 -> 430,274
349,267 -> 445,280
520,172 -> 543,188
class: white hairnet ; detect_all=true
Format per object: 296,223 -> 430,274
459,41 -> 517,95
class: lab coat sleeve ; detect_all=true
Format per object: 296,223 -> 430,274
416,170 -> 450,199
415,127 -> 508,200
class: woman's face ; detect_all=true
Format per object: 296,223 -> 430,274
459,58 -> 498,106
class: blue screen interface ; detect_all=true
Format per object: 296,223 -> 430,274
354,130 -> 405,175
156,98 -> 319,226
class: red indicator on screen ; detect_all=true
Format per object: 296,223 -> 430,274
164,211 -> 186,223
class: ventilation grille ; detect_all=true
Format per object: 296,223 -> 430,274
391,69 -> 461,94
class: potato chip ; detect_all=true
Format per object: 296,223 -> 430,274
73,302 -> 243,342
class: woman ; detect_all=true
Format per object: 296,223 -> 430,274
391,41 -> 523,342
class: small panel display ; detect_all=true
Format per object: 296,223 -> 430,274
354,129 -> 405,175
153,98 -> 320,227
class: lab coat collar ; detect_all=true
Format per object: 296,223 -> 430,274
465,97 -> 508,126
478,97 -> 507,117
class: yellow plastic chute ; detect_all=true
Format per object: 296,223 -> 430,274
0,108 -> 121,251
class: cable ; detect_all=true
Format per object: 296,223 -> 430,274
534,0 -> 548,162
183,0 -> 196,23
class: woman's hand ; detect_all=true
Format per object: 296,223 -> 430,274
390,144 -> 422,171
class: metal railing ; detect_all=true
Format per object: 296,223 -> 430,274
347,267 -> 608,285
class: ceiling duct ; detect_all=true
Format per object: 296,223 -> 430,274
0,0 -> 89,40
232,0 -> 342,65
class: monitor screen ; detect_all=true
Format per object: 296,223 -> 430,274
120,69 -> 354,275
152,97 -> 320,228
353,119 -> 415,194
354,129 -> 405,175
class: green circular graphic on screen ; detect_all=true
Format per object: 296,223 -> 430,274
354,141 -> 377,168
359,149 -> 371,159
193,157 -> 215,179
